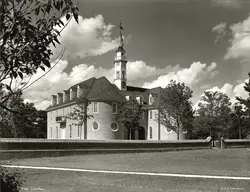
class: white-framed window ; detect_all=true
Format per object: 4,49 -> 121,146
56,126 -> 58,138
149,126 -> 152,139
111,122 -> 119,132
77,125 -> 80,138
50,127 -> 52,138
112,102 -> 118,114
149,94 -> 154,105
125,95 -> 130,101
93,102 -> 99,113
116,71 -> 120,79
182,127 -> 187,134
149,110 -> 152,120
69,125 -> 72,138
136,96 -> 143,104
92,121 -> 99,131
165,127 -> 173,133
155,111 -> 158,119
141,111 -> 144,119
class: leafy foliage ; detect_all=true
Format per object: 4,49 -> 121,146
194,91 -> 231,139
1,167 -> 25,192
159,80 -> 194,140
65,96 -> 93,127
0,89 -> 47,138
227,103 -> 250,139
0,0 -> 79,112
118,99 -> 143,140
236,73 -> 250,127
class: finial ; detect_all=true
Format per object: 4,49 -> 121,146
119,21 -> 124,47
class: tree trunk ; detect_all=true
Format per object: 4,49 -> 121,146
176,118 -> 180,140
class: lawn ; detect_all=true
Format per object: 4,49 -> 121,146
2,148 -> 250,192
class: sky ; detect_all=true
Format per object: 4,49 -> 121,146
22,0 -> 250,109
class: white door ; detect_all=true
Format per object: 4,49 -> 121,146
61,128 -> 66,139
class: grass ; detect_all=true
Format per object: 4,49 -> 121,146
2,148 -> 250,192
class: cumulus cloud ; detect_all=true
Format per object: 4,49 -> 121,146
52,14 -> 120,60
212,0 -> 242,8
194,80 -> 249,110
224,14 -> 250,61
211,22 -> 227,44
22,60 -> 180,110
143,62 -> 219,89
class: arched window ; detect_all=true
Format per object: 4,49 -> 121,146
92,121 -> 99,131
149,126 -> 153,139
111,122 -> 119,132
56,126 -> 58,138
50,127 -> 52,138
122,81 -> 126,89
166,127 -> 172,133
69,125 -> 72,138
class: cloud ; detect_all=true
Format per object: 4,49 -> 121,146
212,0 -> 242,8
211,22 -> 227,44
22,60 -> 180,110
52,14 -> 120,60
143,62 -> 219,89
224,14 -> 250,61
194,80 -> 249,110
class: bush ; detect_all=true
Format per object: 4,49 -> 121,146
0,167 -> 25,192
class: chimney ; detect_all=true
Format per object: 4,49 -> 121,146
70,87 -> 76,100
52,95 -> 57,106
57,93 -> 63,104
63,90 -> 70,102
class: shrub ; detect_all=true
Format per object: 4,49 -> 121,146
0,167 -> 25,192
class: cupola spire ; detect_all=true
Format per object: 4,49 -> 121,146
114,21 -> 127,91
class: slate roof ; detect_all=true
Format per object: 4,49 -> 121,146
45,77 -> 125,111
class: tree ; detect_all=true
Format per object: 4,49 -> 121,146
65,96 -> 92,139
236,73 -> 250,128
0,89 -> 47,138
228,103 -> 249,139
195,91 -> 232,139
118,99 -> 143,140
159,80 -> 194,140
0,0 -> 79,112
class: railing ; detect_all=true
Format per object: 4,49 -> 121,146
55,116 -> 66,123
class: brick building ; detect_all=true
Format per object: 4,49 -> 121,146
45,25 -> 187,140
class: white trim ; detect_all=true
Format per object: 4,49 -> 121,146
182,129 -> 188,134
3,165 -> 250,180
92,121 -> 99,131
111,122 -> 119,132
112,102 -> 118,114
93,102 -> 99,113
165,127 -> 173,133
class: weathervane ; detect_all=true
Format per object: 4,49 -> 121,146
119,21 -> 124,47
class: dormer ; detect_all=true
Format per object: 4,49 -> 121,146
136,95 -> 143,105
63,90 -> 70,102
70,87 -> 76,100
149,93 -> 158,105
77,85 -> 83,98
57,93 -> 63,104
52,95 -> 57,106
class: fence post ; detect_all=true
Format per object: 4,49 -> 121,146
221,137 -> 225,149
